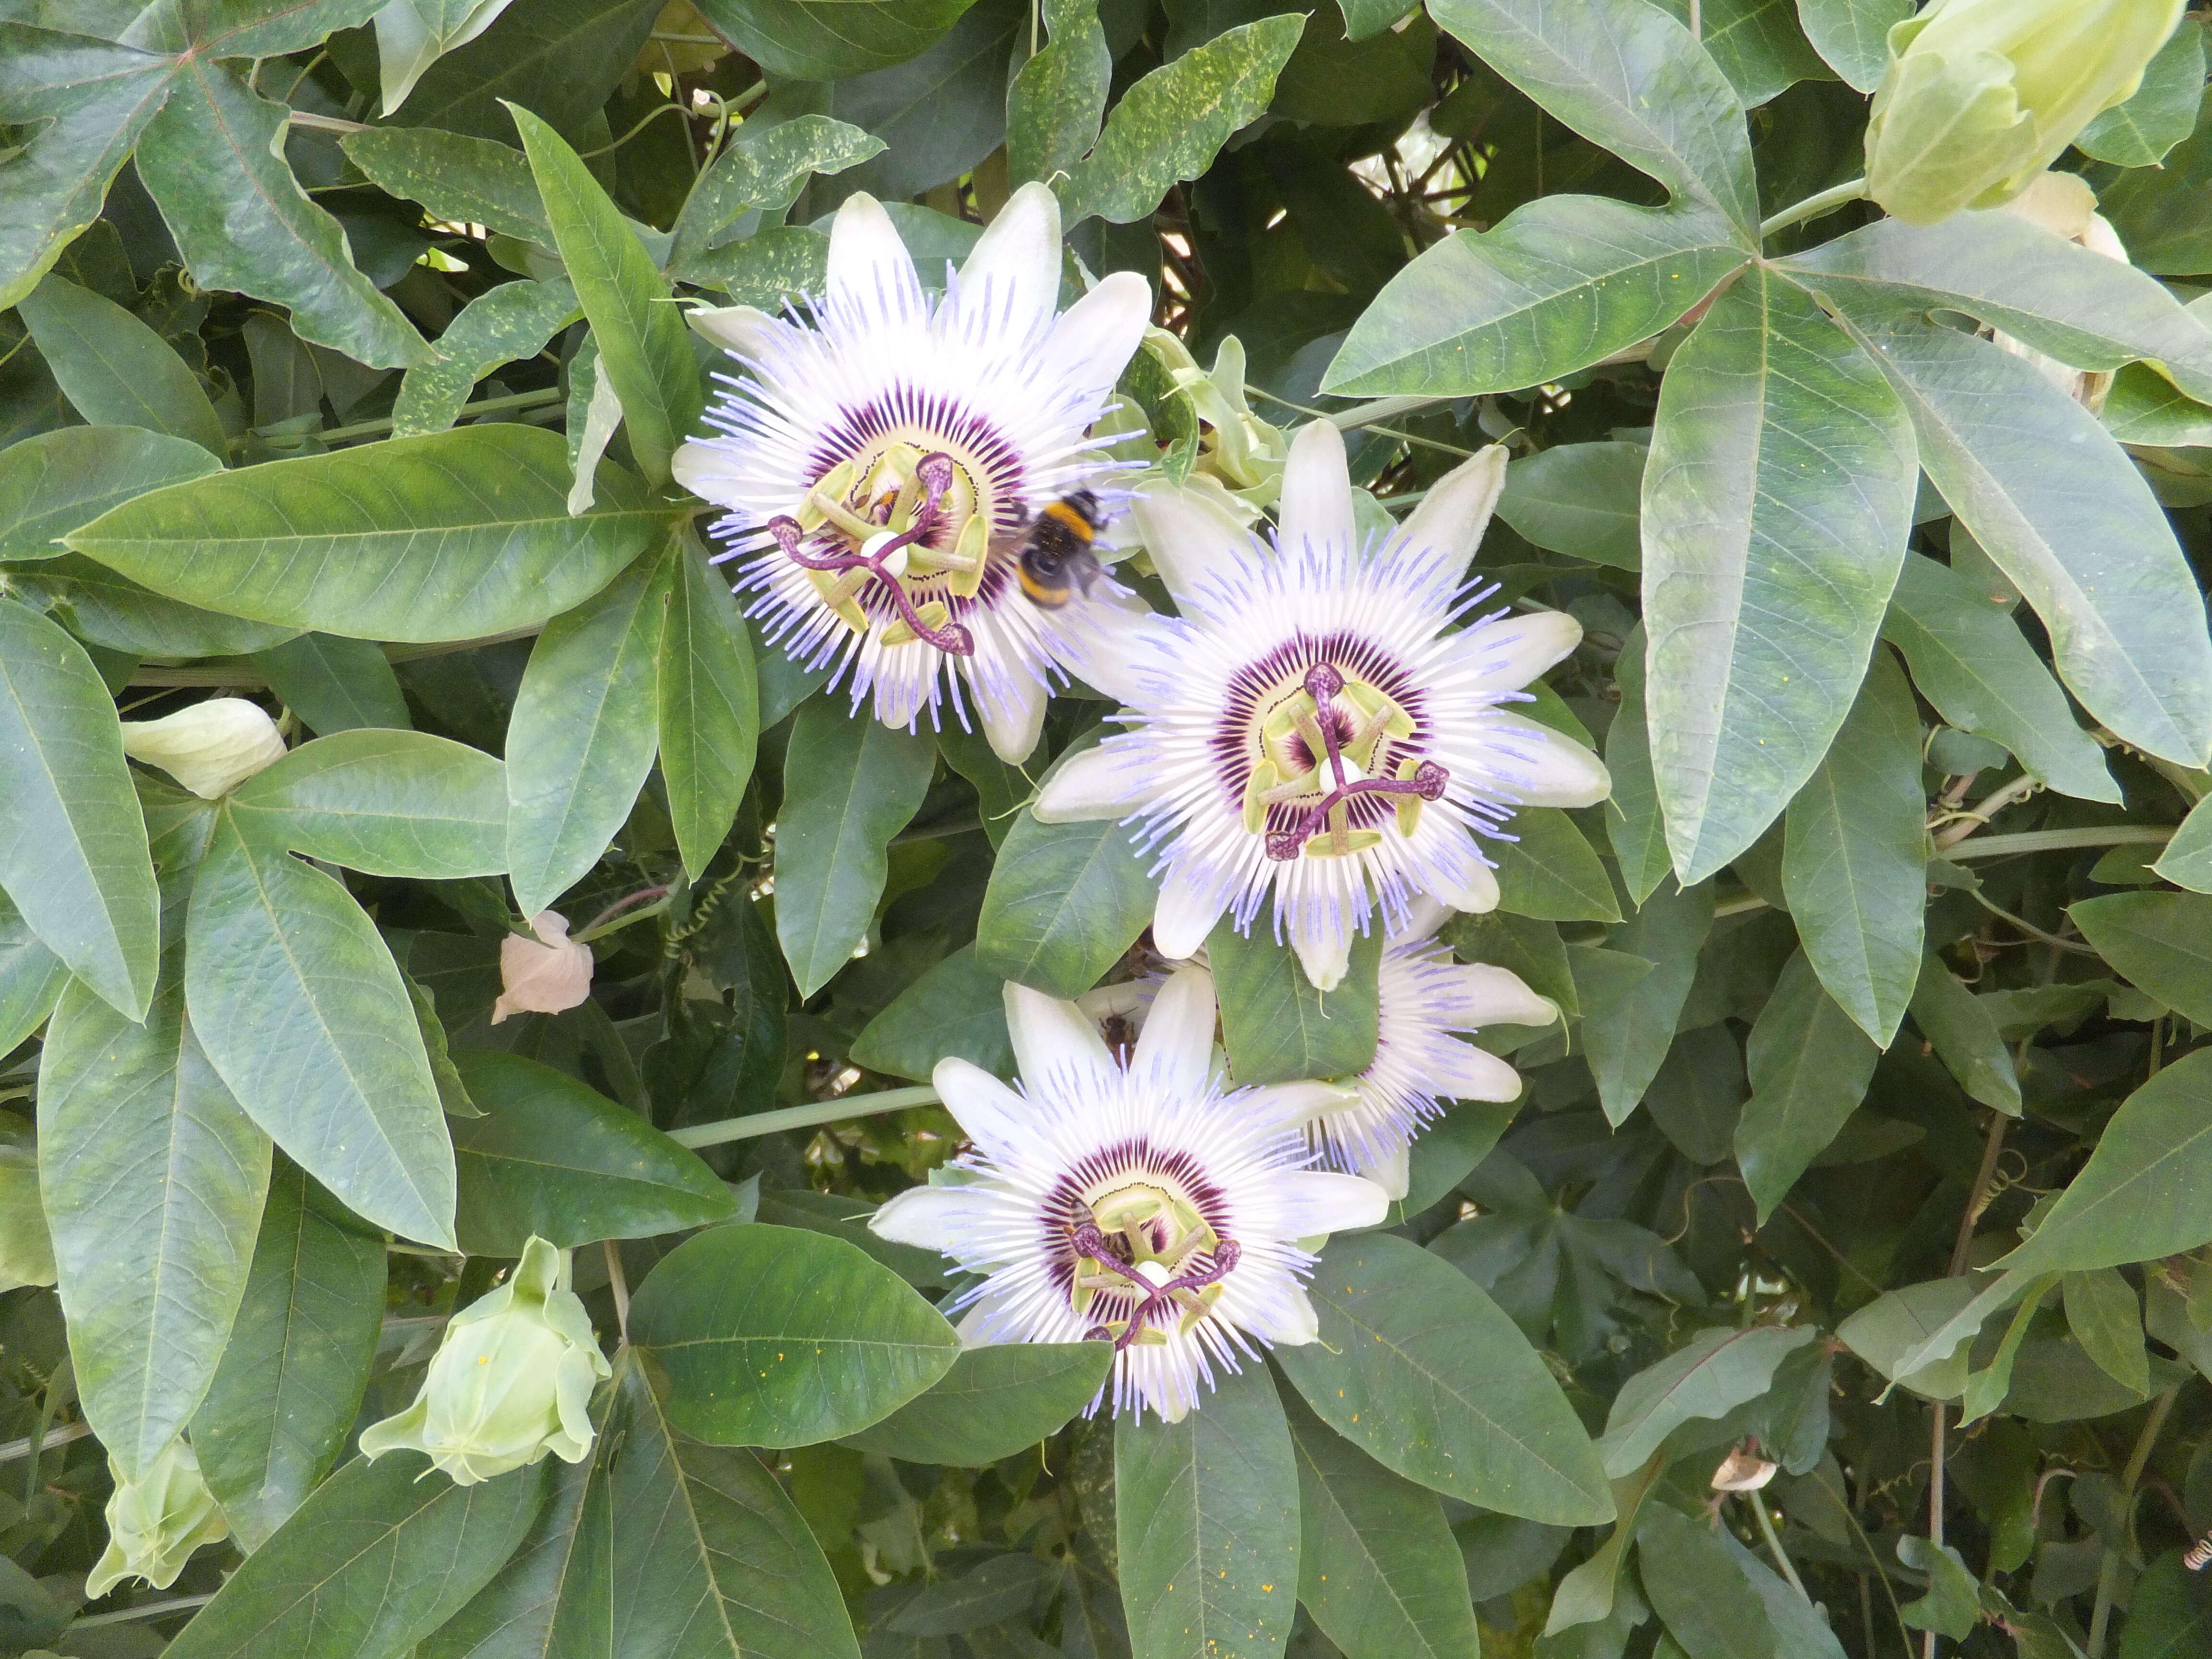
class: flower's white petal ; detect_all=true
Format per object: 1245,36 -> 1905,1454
1495,720 -> 1611,807
1279,420 -> 1355,554
685,303 -> 774,358
1395,892 -> 1455,944
1130,964 -> 1215,1093
1289,909 -> 1354,993
1044,272 -> 1151,403
1231,1283 -> 1320,1346
1453,608 -> 1583,695
1004,981 -> 1117,1086
1046,600 -> 1163,707
1445,962 -> 1558,1028
1431,1038 -> 1525,1102
1429,857 -> 1500,915
869,1185 -> 973,1252
1130,484 -> 1252,610
1243,1080 -> 1359,1129
670,441 -> 727,500
1034,743 -> 1159,822
1154,863 -> 1230,961
826,192 -> 923,319
1360,1140 -> 1411,1201
1276,1170 -> 1390,1236
929,1056 -> 1034,1150
940,180 -> 1061,349
1399,445 -> 1507,583
980,672 -> 1047,765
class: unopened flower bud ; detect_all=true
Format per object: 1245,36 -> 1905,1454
119,697 -> 286,798
359,1235 -> 609,1485
1865,0 -> 2186,225
0,1118 -> 54,1293
491,911 -> 593,1023
86,1439 -> 229,1597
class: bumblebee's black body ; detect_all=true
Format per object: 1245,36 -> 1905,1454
1014,491 -> 1107,608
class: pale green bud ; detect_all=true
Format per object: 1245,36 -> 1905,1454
1865,0 -> 2185,224
119,697 -> 286,799
359,1236 -> 610,1486
0,1117 -> 54,1293
86,1439 -> 229,1598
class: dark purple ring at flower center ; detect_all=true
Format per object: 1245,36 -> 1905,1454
1264,663 -> 1447,860
1072,1222 -> 1242,1352
766,450 -> 975,656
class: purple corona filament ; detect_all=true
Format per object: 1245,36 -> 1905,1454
1071,1222 -> 1243,1352
765,450 -> 974,657
1264,662 -> 1447,861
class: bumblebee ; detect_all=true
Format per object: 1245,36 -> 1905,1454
1012,491 -> 1107,609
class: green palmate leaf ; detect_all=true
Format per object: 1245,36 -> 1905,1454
0,597 -> 159,1020
670,114 -> 884,268
659,536 -> 759,881
753,1189 -> 949,1289
1652,0 -> 1827,106
39,961 -> 271,1482
375,0 -> 522,115
2104,360 -> 2212,447
1642,266 -> 1915,884
1208,918 -> 1383,1085
1115,1360 -> 1301,1659
1733,948 -> 1880,1222
185,811 -> 457,1248
692,0 -> 977,81
1594,1325 -> 1816,1477
888,1553 -> 1057,1636
392,0 -> 665,141
1271,3 -> 1438,126
1821,302 -> 2212,768
8,554 -> 301,658
679,226 -> 831,310
1880,554 -> 2118,804
157,0 -> 394,58
1895,1536 -> 1977,1643
1638,1503 -> 1779,1659
1283,1388 -> 1481,1659
2070,892 -> 2212,1028
2118,1552 -> 2212,1659
1779,650 -> 1925,1046
2076,17 -> 2206,168
1494,807 -> 1622,922
2153,794 -> 2212,892
1782,211 -> 2212,408
841,1342 -> 1113,1465
410,1439 -> 593,1659
252,634 -> 415,736
2000,1047 -> 2212,1274
851,943 -> 1015,1082
1909,953 -> 2021,1116
231,729 -> 507,880
1059,15 -> 1306,226
1274,1234 -> 1613,1524
1584,881 -> 1714,1125
976,743 -> 1155,999
509,104 -> 699,486
1496,442 -> 1646,570
0,427 -> 219,563
2100,86 -> 2212,277
0,26 -> 174,312
1322,197 -> 1746,397
1643,1024 -> 1746,1165
2062,1266 -> 2149,1395
0,891 -> 68,1059
1425,0 -> 1757,230
629,1222 -> 960,1447
1793,0 -> 1911,92
450,1049 -> 734,1255
15,273 -> 225,456
66,424 -> 665,643
340,127 -> 549,244
774,704 -> 938,998
162,1452 -> 548,1659
191,1159 -> 388,1551
1007,0 -> 1111,187
134,60 -> 430,370
389,277 -> 580,438
507,545 -> 672,917
1605,627 -> 1671,906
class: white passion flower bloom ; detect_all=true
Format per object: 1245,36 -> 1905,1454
870,965 -> 1385,1422
1038,420 -> 1612,990
1314,897 -> 1558,1201
673,182 -> 1151,764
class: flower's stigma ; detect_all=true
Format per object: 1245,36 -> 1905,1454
764,496 -> 977,658
1070,1219 -> 1243,1351
1260,661 -> 1451,861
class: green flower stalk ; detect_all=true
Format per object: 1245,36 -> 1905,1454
86,1439 -> 228,1598
360,1236 -> 610,1486
1864,0 -> 2186,224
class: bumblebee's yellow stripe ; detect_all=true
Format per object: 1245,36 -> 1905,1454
1042,500 -> 1095,541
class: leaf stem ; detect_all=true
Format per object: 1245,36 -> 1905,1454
2087,1387 -> 2179,1658
72,1594 -> 216,1628
1241,385 -> 1476,458
303,387 -> 569,447
1946,825 -> 2173,860
1759,177 -> 1868,240
668,1085 -> 942,1149
1746,1491 -> 1809,1599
